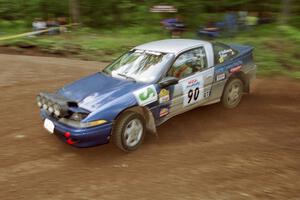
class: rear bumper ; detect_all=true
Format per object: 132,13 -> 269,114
40,110 -> 112,147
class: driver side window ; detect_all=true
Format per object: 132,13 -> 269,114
167,47 -> 207,79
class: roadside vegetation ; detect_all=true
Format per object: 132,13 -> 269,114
1,20 -> 299,79
0,0 -> 299,78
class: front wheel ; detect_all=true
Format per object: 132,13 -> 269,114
222,78 -> 244,109
112,111 -> 145,152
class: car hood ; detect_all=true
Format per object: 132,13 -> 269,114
58,73 -> 145,111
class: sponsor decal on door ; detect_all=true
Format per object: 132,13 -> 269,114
159,89 -> 170,104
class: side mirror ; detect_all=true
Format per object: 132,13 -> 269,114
158,77 -> 179,88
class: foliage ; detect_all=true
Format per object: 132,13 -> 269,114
0,1 -> 299,78
0,0 -> 299,28
1,23 -> 299,78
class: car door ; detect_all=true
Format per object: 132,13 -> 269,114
164,46 -> 214,118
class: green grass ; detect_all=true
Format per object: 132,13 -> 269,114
0,20 -> 30,35
0,21 -> 299,78
217,25 -> 300,79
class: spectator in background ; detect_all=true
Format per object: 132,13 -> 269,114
32,18 -> 47,36
246,12 -> 258,30
47,18 -> 60,35
161,16 -> 185,38
224,10 -> 238,36
57,17 -> 68,33
161,18 -> 177,30
197,18 -> 220,39
238,11 -> 248,30
32,18 -> 47,32
171,16 -> 185,38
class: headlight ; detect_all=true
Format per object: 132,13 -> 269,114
36,95 -> 42,108
59,118 -> 107,128
86,120 -> 107,127
70,112 -> 88,121
53,104 -> 61,116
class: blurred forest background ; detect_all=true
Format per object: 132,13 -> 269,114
0,0 -> 299,78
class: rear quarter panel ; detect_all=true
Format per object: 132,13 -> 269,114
211,44 -> 256,101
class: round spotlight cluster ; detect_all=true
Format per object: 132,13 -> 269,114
36,94 -> 64,117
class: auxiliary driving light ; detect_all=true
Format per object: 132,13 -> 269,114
42,103 -> 48,110
36,95 -> 42,108
42,97 -> 48,109
53,104 -> 61,116
47,100 -> 54,113
48,106 -> 54,113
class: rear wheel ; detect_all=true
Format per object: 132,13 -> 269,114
112,111 -> 145,152
222,78 -> 244,108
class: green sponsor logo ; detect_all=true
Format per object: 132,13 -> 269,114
139,87 -> 155,101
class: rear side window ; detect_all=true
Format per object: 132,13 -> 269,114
213,43 -> 237,64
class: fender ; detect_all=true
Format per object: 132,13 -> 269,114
114,106 -> 157,135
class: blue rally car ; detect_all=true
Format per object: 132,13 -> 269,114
37,39 -> 256,151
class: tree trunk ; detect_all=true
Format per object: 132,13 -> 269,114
69,0 -> 80,23
280,0 -> 292,24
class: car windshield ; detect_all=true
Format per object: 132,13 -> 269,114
103,50 -> 174,83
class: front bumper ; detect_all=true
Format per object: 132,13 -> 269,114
40,110 -> 112,147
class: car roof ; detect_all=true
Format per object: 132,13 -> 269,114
134,39 -> 210,55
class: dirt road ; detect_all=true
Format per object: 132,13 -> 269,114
0,54 -> 299,200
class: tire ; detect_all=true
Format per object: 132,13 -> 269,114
112,111 -> 145,152
222,78 -> 244,109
